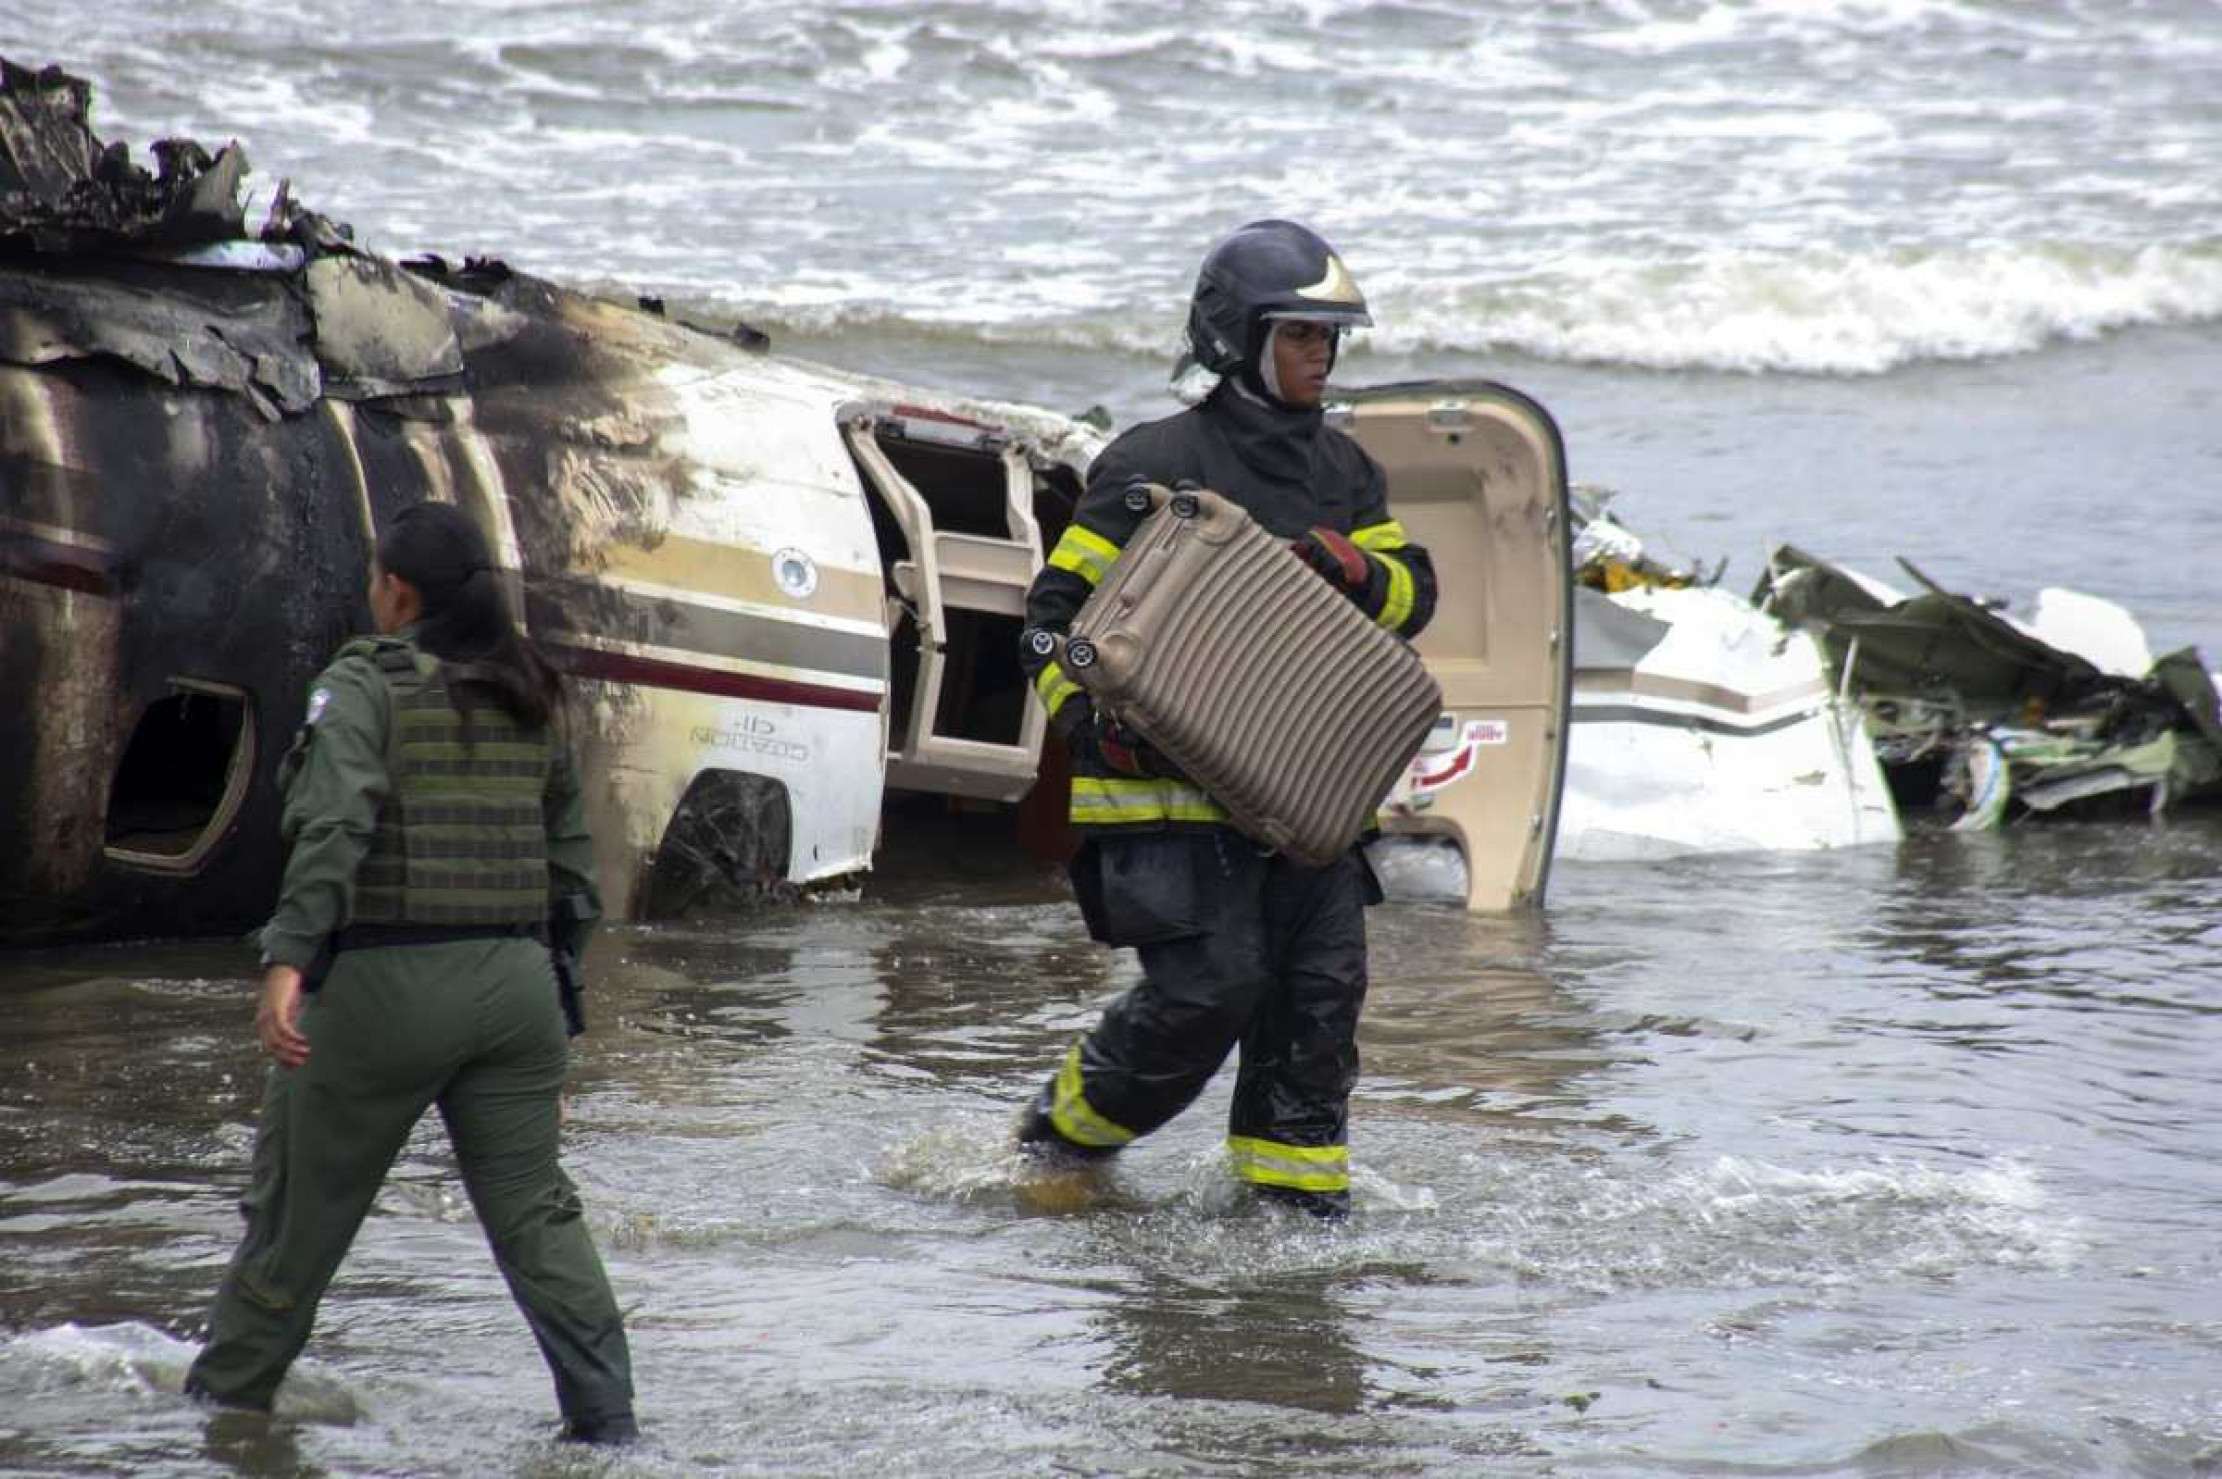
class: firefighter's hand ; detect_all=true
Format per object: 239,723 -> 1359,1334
257,964 -> 311,1069
1291,527 -> 1369,591
1093,713 -> 1166,778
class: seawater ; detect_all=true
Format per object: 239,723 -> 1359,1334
4,3 -> 2222,1472
44,0 -> 2222,373
5,821 -> 2222,1473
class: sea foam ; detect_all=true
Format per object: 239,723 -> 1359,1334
1368,240 -> 2222,374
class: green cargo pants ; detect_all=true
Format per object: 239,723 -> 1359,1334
188,938 -> 633,1425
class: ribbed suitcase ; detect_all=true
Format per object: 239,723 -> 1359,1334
1061,484 -> 1443,867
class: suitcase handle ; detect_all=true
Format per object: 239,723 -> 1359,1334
1112,537 -> 1174,610
1105,483 -> 1200,611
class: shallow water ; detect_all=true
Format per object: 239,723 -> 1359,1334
6,816 -> 2221,1475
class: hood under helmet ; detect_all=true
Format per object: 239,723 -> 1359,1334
1172,219 -> 1372,407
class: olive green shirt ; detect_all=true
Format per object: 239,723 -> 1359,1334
258,635 -> 600,969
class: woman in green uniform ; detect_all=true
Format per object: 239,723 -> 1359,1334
186,501 -> 636,1444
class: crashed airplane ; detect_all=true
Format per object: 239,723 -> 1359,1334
0,60 -> 1574,945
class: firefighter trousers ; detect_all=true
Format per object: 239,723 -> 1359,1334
1030,830 -> 1371,1203
187,938 -> 633,1425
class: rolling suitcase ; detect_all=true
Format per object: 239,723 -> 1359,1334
1060,483 -> 1442,867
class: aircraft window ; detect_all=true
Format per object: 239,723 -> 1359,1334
103,681 -> 255,875
873,432 -> 1012,539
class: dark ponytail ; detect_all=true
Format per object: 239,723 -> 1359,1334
375,502 -> 564,732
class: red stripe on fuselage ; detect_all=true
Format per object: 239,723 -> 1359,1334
547,643 -> 883,714
1,539 -> 115,596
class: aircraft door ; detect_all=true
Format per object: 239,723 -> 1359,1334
842,408 -> 1048,802
1334,381 -> 1573,911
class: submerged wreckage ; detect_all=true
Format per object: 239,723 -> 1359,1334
1553,495 -> 2222,854
0,61 -> 1574,945
1758,548 -> 2222,828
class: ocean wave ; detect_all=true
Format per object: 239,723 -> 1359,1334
52,0 -> 2222,383
683,239 -> 2222,377
1387,240 -> 2222,374
1582,0 -> 2088,55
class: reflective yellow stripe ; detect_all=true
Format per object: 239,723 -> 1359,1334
1068,775 -> 1227,825
1046,524 -> 1122,587
1032,659 -> 1082,719
1226,1135 -> 1350,1193
1050,1043 -> 1135,1148
1349,519 -> 1409,553
1228,1137 -> 1347,1165
1371,550 -> 1415,631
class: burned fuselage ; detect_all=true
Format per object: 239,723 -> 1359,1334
0,60 -> 1100,944
3,60 -> 1588,944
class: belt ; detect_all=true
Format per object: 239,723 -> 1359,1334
331,922 -> 543,953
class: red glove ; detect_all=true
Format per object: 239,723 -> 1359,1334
1092,712 -> 1164,778
1291,526 -> 1368,590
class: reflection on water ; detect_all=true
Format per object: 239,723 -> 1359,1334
1365,908 -> 1617,1125
5,816 -> 2222,1473
1098,1266 -> 1367,1415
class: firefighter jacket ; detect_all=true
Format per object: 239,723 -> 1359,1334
258,630 -> 600,968
1019,385 -> 1438,834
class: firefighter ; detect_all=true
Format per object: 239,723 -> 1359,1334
185,502 -> 636,1443
1013,220 -> 1438,1217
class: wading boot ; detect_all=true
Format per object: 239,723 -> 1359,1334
559,1410 -> 640,1446
1253,1184 -> 1351,1222
1012,1093 -> 1117,1213
182,1374 -> 272,1415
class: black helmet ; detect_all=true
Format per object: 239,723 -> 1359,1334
1183,219 -> 1373,378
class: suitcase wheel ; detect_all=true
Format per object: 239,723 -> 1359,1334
1169,493 -> 1201,519
1066,638 -> 1099,669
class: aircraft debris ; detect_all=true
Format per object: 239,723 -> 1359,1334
1758,549 -> 2222,827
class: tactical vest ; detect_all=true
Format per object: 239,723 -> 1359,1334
348,637 -> 553,927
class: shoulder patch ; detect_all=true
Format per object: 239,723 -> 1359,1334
305,687 -> 332,725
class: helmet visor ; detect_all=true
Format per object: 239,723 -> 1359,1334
1260,304 -> 1373,330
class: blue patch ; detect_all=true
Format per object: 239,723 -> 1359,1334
306,687 -> 332,725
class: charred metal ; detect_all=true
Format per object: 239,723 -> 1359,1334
3,60 -> 1577,946
0,59 -> 1103,944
